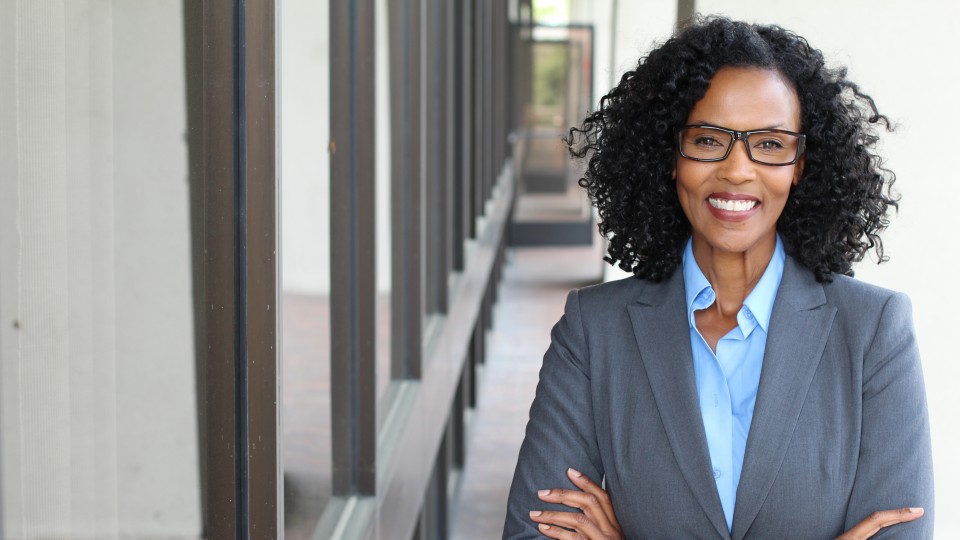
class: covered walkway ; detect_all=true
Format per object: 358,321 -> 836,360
452,244 -> 603,539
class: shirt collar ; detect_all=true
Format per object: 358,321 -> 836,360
682,236 -> 786,334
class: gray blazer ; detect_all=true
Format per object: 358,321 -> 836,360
504,256 -> 934,539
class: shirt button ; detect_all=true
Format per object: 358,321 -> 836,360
713,468 -> 722,479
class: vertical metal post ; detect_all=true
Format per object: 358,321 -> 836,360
450,0 -> 465,272
492,0 -> 503,174
425,0 -> 449,314
329,0 -> 377,496
471,0 -> 488,226
243,0 -> 278,536
462,0 -> 476,241
439,0 -> 454,286
201,0 -> 239,536
424,432 -> 449,539
677,0 -> 696,28
452,377 -> 466,469
200,1 -> 278,537
483,0 -> 494,202
502,0 -> 514,158
389,0 -> 424,380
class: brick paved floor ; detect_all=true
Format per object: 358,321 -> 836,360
280,243 -> 603,540
281,293 -> 391,540
451,244 -> 603,540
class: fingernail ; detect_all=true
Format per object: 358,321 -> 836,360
539,524 -> 551,530
568,467 -> 583,478
538,489 -> 551,496
529,510 -> 542,517
909,507 -> 924,514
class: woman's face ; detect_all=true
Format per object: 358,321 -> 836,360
675,66 -> 803,258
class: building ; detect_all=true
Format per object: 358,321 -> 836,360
1,0 -> 956,538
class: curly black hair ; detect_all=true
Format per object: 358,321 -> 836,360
567,16 -> 897,283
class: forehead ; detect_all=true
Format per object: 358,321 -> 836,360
686,67 -> 801,131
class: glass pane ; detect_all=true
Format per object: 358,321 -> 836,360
280,0 -> 333,537
512,25 -> 594,247
375,0 -> 393,407
0,2 -> 202,537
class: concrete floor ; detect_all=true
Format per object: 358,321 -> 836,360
451,244 -> 604,540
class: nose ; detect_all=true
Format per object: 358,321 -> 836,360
718,139 -> 756,184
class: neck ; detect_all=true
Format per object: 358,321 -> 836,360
691,234 -> 776,318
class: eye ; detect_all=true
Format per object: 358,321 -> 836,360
753,138 -> 786,152
692,135 -> 724,147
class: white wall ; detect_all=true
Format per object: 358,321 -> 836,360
569,0 -> 676,122
0,1 -> 201,537
280,0 -> 392,296
111,2 -> 202,533
279,0 -> 331,294
588,1 -> 678,284
599,1 -> 959,534
609,1 -> 678,89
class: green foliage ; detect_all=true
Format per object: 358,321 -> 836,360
532,43 -> 567,107
532,0 -> 569,24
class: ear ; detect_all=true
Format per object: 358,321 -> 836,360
792,155 -> 805,186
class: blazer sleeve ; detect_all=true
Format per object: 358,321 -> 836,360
843,292 -> 935,538
502,289 -> 606,540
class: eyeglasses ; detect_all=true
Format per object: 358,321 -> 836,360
677,124 -> 806,166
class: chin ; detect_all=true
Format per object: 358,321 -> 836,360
698,229 -> 772,255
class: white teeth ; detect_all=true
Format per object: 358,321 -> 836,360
708,198 -> 758,212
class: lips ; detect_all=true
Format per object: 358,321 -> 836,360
708,198 -> 758,212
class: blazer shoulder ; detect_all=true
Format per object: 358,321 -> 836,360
820,272 -> 912,313
814,272 -> 917,351
573,274 -> 650,311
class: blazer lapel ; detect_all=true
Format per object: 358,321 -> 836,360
730,258 -> 837,540
627,270 -> 731,540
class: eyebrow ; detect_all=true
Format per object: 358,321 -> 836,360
688,121 -> 791,130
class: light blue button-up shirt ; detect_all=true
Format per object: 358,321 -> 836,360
682,236 -> 785,531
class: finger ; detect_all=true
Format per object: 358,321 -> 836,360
566,468 -> 622,531
529,509 -> 605,539
838,507 -> 924,540
537,488 -> 615,538
533,522 -> 578,540
537,487 -> 602,511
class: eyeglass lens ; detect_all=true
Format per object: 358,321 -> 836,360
679,126 -> 801,165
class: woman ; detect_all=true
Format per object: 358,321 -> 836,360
503,17 -> 934,539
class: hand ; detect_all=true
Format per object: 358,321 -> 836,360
836,507 -> 924,539
528,468 -> 624,540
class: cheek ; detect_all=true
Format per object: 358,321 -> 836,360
674,171 -> 703,222
674,162 -> 708,202
766,175 -> 796,212
780,167 -> 801,194
674,176 -> 693,207
674,161 -> 698,193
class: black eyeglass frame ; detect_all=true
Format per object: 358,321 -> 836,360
676,124 -> 807,166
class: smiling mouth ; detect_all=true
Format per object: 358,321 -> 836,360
707,197 -> 759,212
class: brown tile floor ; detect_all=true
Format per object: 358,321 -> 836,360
281,293 -> 332,540
281,293 -> 391,540
451,244 -> 604,540
280,243 -> 603,540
